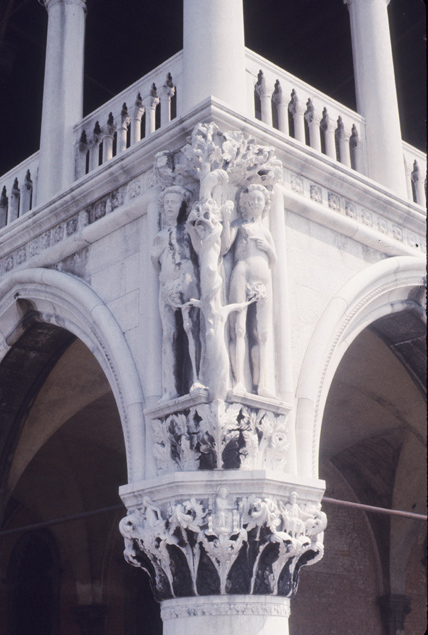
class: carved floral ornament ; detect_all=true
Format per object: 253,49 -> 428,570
152,401 -> 289,474
119,489 -> 326,601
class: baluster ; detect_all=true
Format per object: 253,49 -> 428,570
255,70 -> 273,127
130,95 -> 144,146
403,156 -> 413,201
9,178 -> 20,222
89,122 -> 102,172
289,90 -> 305,143
321,108 -> 335,159
76,130 -> 89,179
304,99 -> 321,152
0,186 -> 8,228
412,160 -> 426,207
160,74 -> 175,128
117,103 -> 130,153
336,116 -> 351,167
350,124 -> 363,173
272,80 -> 289,135
21,170 -> 33,214
142,84 -> 160,136
103,112 -> 116,162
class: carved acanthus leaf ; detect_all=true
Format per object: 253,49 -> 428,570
119,491 -> 327,600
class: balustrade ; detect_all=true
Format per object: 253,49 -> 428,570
403,142 -> 426,208
246,49 -> 366,176
74,53 -> 182,179
0,49 -> 425,233
0,153 -> 38,229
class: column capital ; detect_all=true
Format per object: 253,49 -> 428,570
344,0 -> 390,6
120,484 -> 326,601
40,0 -> 87,12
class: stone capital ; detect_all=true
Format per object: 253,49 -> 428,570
41,0 -> 87,13
344,0 -> 390,6
120,485 -> 326,601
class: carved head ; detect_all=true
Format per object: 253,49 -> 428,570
238,184 -> 270,219
188,198 -> 222,237
159,186 -> 189,227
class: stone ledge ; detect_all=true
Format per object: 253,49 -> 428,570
226,390 -> 291,415
161,595 -> 291,619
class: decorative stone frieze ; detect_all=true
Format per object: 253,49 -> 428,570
149,400 -> 290,475
119,489 -> 326,601
287,170 -> 426,254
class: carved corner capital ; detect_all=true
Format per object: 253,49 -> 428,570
119,489 -> 327,601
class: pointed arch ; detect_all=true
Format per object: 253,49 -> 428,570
0,268 -> 145,482
295,256 -> 426,479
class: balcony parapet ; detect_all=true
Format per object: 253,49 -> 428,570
0,49 -> 425,233
0,152 -> 39,229
73,52 -> 182,181
245,49 -> 366,176
402,142 -> 427,208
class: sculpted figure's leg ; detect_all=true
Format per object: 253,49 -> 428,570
253,297 -> 274,397
159,299 -> 178,402
229,268 -> 247,392
181,303 -> 201,390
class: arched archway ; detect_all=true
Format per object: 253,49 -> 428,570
0,268 -> 146,482
0,273 -> 161,634
292,268 -> 426,634
295,255 -> 425,479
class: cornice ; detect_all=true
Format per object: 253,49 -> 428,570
0,99 -> 424,278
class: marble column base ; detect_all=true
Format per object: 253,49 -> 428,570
161,595 -> 290,635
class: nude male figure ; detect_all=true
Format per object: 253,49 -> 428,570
222,184 -> 277,396
151,186 -> 201,401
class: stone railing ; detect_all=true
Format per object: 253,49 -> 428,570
0,49 -> 425,233
0,152 -> 39,229
403,142 -> 426,208
245,49 -> 367,174
73,51 -> 183,180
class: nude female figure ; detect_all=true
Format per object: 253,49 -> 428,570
222,184 -> 277,396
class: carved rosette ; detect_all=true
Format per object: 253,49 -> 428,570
151,401 -> 290,474
119,490 -> 326,601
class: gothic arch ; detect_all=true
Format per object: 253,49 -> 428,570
0,268 -> 145,481
295,255 -> 426,479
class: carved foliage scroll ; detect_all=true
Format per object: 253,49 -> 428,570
120,491 -> 326,601
152,402 -> 289,474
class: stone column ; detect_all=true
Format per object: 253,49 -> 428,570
182,0 -> 247,114
119,123 -> 327,635
37,0 -> 87,205
345,0 -> 407,197
377,594 -> 411,635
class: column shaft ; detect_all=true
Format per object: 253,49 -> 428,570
37,0 -> 86,205
346,0 -> 407,196
182,0 -> 247,114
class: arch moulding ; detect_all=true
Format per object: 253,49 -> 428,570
295,255 -> 426,479
0,268 -> 145,482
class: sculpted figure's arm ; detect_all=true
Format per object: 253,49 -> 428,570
252,229 -> 277,266
151,233 -> 165,274
220,201 -> 237,256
